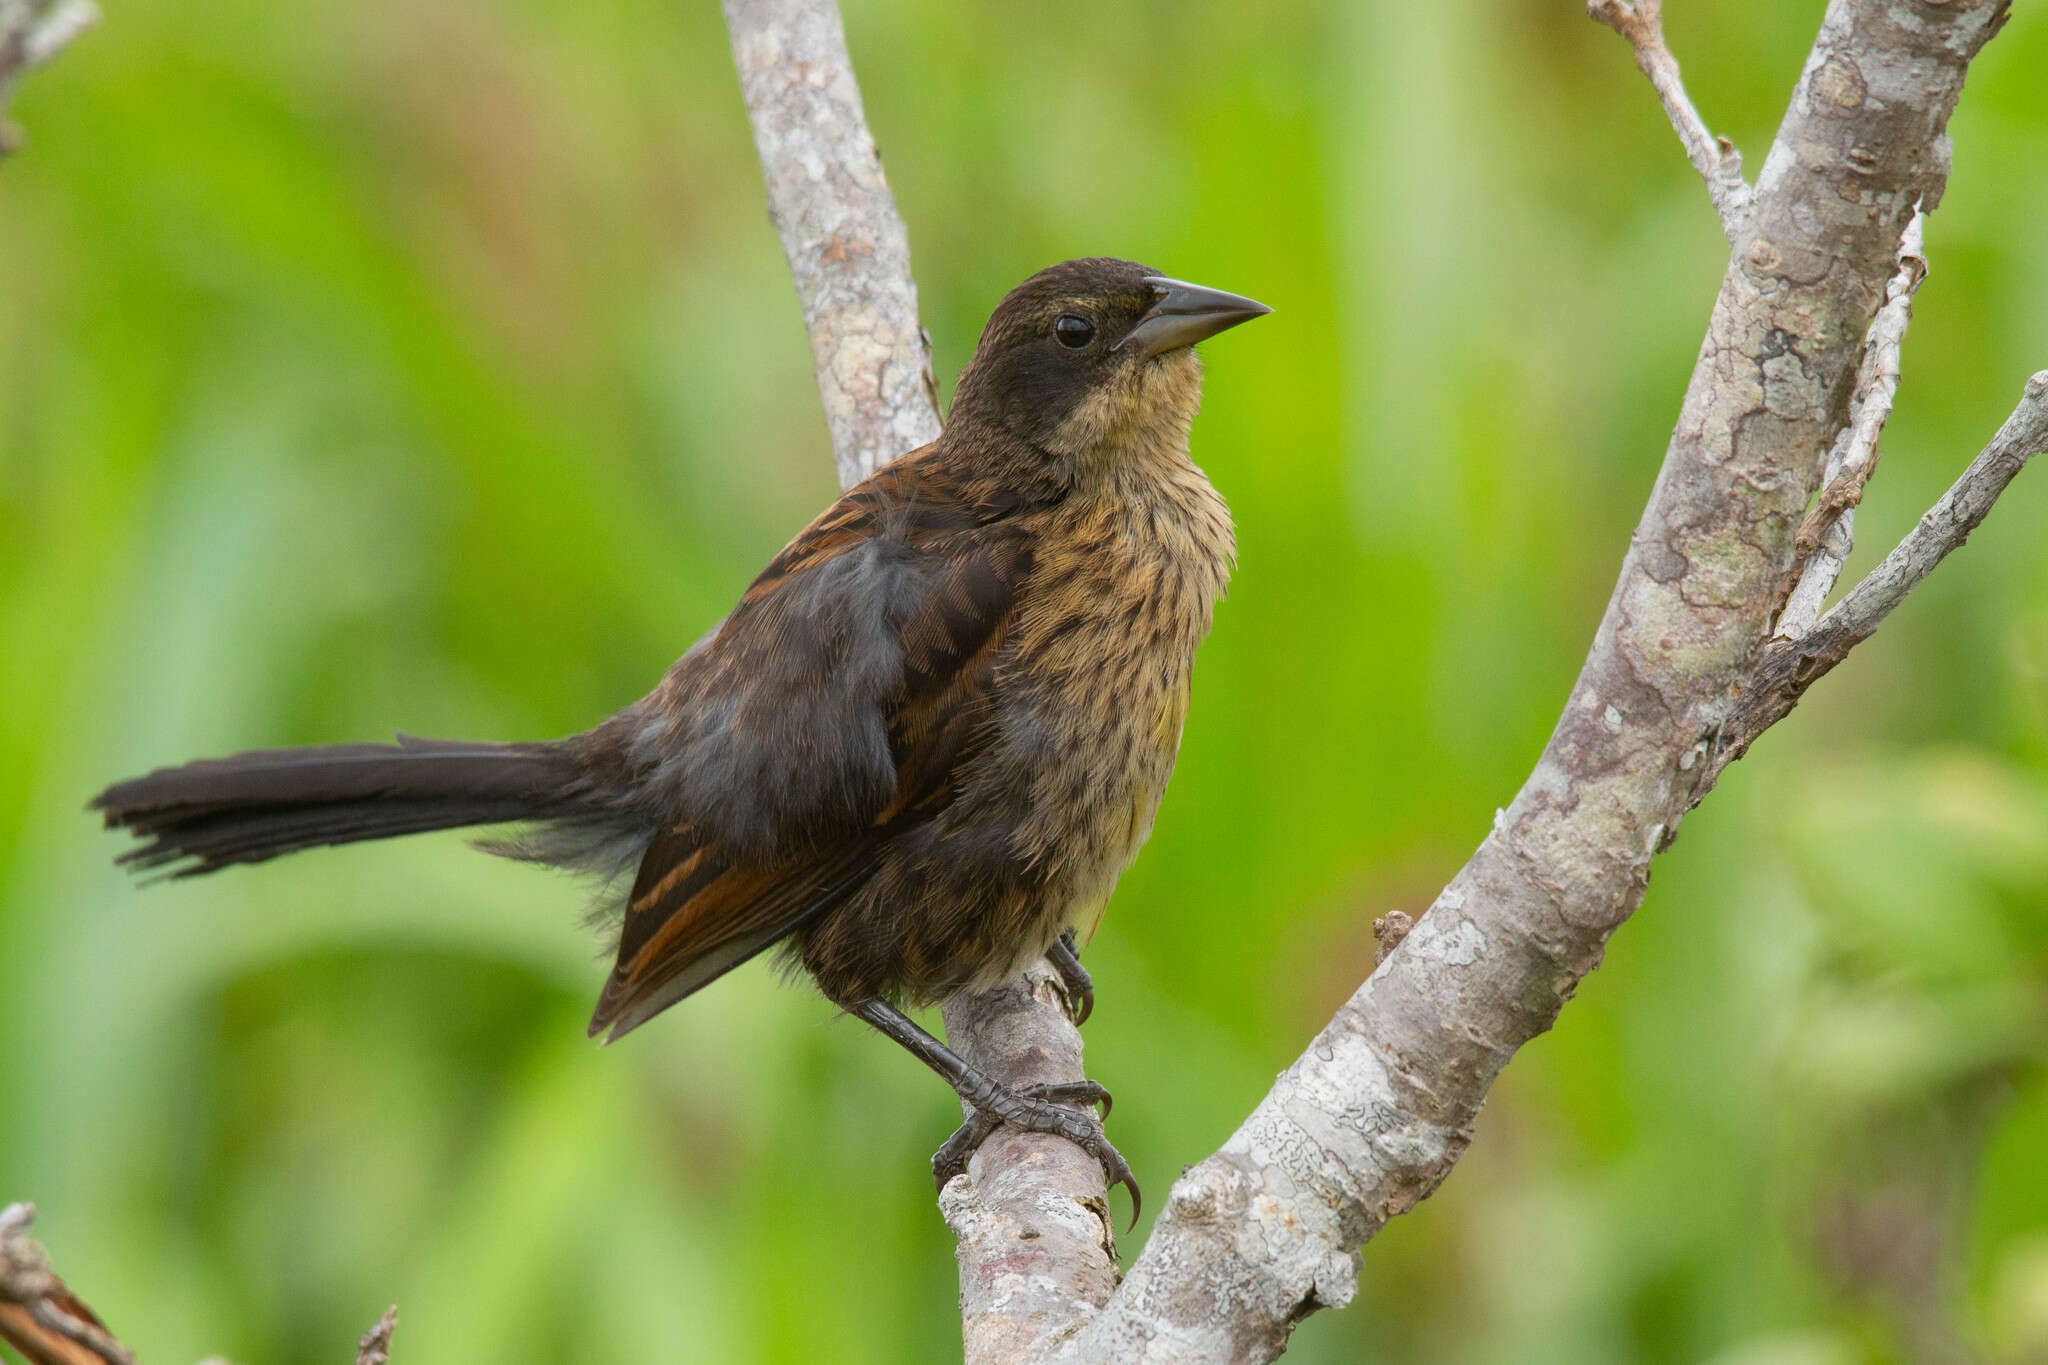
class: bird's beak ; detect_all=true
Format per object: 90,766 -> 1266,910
1116,276 -> 1272,361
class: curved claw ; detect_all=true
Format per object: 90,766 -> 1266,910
932,1110 -> 1001,1191
1096,1144 -> 1141,1229
927,1080 -> 1139,1230
1047,930 -> 1094,1026
1023,1078 -> 1112,1122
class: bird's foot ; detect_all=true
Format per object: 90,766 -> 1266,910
1047,928 -> 1093,1026
931,1079 -> 1138,1224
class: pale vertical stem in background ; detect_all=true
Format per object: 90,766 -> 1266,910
720,0 -> 942,486
0,0 -> 98,157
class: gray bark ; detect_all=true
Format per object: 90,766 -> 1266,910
720,0 -> 942,486
1706,369 -> 2048,790
1055,3 -> 2014,1360
940,964 -> 1122,1363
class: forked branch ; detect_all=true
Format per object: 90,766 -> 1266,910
725,0 -> 2023,1360
1707,370 -> 2048,792
1775,210 -> 1929,639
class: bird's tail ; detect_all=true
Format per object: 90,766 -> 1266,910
92,734 -> 617,878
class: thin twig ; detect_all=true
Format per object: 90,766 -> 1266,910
0,1203 -> 137,1365
1825,374 -> 2048,632
720,0 -> 941,487
1776,209 -> 1929,638
0,0 -> 97,157
1588,0 -> 1752,241
355,1305 -> 399,1365
1707,370 -> 2048,788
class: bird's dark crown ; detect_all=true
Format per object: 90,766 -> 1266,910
948,258 -> 1173,448
941,257 -> 1268,496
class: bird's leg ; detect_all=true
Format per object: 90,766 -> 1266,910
847,999 -> 1138,1222
1046,927 -> 1093,1026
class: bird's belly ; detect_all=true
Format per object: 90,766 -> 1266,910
986,541 -> 1221,966
1014,667 -> 1188,929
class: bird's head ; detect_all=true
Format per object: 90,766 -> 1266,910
948,258 -> 1269,465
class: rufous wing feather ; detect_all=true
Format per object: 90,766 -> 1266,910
588,823 -> 882,1042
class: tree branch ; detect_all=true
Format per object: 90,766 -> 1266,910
0,1204 -> 135,1365
1048,1 -> 2013,1359
1774,208 -> 1928,639
941,964 -> 1122,1362
0,0 -> 94,158
1706,369 -> 2048,789
730,0 -> 2023,1360
355,1305 -> 399,1365
1588,0 -> 1752,240
720,0 -> 941,487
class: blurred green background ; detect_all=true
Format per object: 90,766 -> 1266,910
3,1 -> 2046,1361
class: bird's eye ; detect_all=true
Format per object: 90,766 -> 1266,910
1053,315 -> 1096,349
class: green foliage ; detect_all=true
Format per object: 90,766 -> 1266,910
3,1 -> 2046,1361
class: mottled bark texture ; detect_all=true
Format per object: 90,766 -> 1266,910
1052,3 -> 2013,1361
720,0 -> 942,487
940,963 -> 1122,1363
1707,370 -> 2048,791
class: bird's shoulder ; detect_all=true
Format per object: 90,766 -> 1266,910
631,444 -> 1048,854
706,443 -> 1048,675
753,443 -> 1050,584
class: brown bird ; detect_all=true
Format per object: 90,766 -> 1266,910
91,257 -> 1267,1215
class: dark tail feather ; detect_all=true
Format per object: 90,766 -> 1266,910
93,735 -> 607,878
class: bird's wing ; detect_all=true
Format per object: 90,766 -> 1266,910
588,454 -> 1037,1040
